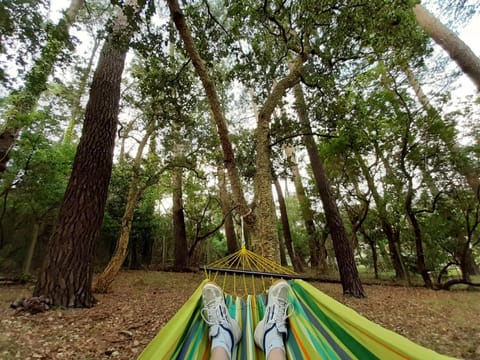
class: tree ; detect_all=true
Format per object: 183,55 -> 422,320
0,0 -> 85,173
284,144 -> 324,271
93,124 -> 155,293
294,82 -> 365,297
413,4 -> 480,91
33,1 -> 144,307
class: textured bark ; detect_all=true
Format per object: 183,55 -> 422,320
274,177 -> 302,272
93,127 -> 152,293
0,0 -> 85,173
413,4 -> 480,91
33,3 -> 138,307
172,158 -> 187,270
294,83 -> 364,297
251,55 -> 304,261
167,0 -> 252,228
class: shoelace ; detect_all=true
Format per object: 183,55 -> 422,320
201,301 -> 228,326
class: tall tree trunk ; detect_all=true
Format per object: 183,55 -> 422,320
33,2 -> 141,307
251,57 -> 304,261
274,177 -> 302,272
284,144 -> 324,270
167,0 -> 252,229
93,126 -> 153,293
413,4 -> 480,91
0,0 -> 85,173
217,166 -> 238,254
294,83 -> 365,297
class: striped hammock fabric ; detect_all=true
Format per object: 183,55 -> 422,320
138,279 -> 456,359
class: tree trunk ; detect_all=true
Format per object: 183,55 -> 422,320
167,0 -> 252,229
0,0 -> 85,173
405,186 -> 433,288
250,56 -> 304,261
294,83 -> 365,297
413,4 -> 480,91
33,2 -> 140,307
284,144 -> 324,270
93,125 -> 153,293
217,166 -> 238,254
274,177 -> 302,272
357,155 -> 408,280
94,185 -> 142,292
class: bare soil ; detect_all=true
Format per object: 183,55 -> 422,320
0,271 -> 479,359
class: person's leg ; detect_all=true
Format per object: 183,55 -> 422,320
267,348 -> 286,360
202,282 -> 242,360
254,280 -> 290,360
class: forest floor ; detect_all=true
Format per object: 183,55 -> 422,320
0,270 -> 479,360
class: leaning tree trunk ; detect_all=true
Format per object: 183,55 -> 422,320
167,0 -> 252,230
0,0 -> 85,173
413,4 -> 480,92
33,2 -> 141,307
251,56 -> 305,260
294,82 -> 365,297
93,126 -> 153,293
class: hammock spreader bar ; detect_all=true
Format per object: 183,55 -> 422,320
201,266 -> 305,279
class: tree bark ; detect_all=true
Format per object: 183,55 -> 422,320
33,2 -> 140,307
0,0 -> 85,173
251,56 -> 304,261
294,83 -> 365,297
413,4 -> 480,92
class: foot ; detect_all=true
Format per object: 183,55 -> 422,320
201,282 -> 241,353
254,280 -> 291,352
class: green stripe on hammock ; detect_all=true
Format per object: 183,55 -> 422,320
138,279 -> 457,360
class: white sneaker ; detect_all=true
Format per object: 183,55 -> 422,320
201,283 -> 241,349
254,280 -> 291,351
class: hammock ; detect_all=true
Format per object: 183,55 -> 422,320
138,278 -> 456,360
